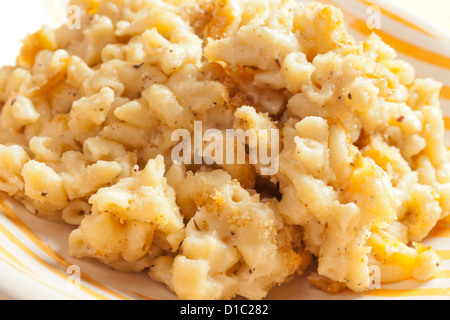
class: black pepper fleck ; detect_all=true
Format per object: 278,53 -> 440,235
133,63 -> 144,69
193,219 -> 201,231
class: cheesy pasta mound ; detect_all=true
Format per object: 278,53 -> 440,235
0,0 -> 448,299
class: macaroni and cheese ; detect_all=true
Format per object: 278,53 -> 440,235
0,0 -> 447,299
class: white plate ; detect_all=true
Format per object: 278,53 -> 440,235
0,0 -> 449,300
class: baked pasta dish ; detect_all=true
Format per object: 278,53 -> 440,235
0,0 -> 448,300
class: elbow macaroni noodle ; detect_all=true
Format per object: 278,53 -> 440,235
0,0 -> 447,299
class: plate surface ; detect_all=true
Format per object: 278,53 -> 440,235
0,0 -> 449,300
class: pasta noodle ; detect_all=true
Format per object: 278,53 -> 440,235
0,0 -> 447,300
